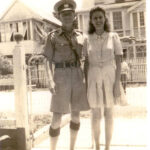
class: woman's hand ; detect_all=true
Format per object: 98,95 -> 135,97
113,81 -> 121,98
49,80 -> 56,95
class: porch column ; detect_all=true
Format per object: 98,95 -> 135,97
13,33 -> 31,150
130,13 -> 136,59
29,20 -> 34,40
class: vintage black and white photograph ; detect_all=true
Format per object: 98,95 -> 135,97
0,0 -> 148,150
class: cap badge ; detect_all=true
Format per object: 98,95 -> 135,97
64,4 -> 69,8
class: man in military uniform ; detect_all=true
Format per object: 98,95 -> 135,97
42,0 -> 89,150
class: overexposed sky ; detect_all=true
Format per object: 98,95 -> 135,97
0,0 -> 83,17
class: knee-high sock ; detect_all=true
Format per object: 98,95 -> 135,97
49,126 -> 60,150
70,121 -> 80,150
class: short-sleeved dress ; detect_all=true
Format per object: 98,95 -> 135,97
42,28 -> 89,113
86,32 -> 123,108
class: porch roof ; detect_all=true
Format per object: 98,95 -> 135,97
0,0 -> 61,26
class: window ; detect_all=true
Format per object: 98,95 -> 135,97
0,21 -> 31,42
34,21 -> 44,41
16,23 -> 19,32
10,23 -> 18,41
113,11 -> 122,30
132,13 -> 139,38
27,21 -> 31,40
136,45 -> 146,58
139,12 -> 145,27
5,23 -> 11,42
18,21 -> 29,39
22,21 -> 31,40
18,22 -> 23,35
133,13 -> 138,28
23,22 -> 27,40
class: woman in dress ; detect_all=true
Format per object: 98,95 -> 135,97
86,6 -> 123,150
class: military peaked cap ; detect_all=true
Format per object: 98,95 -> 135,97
54,0 -> 76,13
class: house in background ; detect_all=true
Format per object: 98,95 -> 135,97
0,0 -> 61,89
77,0 -> 146,61
0,0 -> 60,61
0,0 -> 146,87
77,0 -> 146,82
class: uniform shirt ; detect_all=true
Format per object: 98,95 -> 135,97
41,28 -> 89,113
42,28 -> 86,63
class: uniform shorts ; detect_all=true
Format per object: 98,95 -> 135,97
50,67 -> 89,113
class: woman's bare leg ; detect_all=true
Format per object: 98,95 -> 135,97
104,107 -> 114,150
91,108 -> 102,150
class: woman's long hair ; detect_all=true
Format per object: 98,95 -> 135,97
88,6 -> 111,34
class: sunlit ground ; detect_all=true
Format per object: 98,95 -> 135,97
33,118 -> 147,150
0,85 -> 147,114
0,85 -> 148,149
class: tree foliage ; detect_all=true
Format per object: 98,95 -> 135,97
0,55 -> 13,75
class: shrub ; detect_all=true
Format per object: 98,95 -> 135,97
0,55 -> 13,76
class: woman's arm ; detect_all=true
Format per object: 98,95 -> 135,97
82,35 -> 89,89
113,55 -> 121,97
84,55 -> 89,89
112,32 -> 123,97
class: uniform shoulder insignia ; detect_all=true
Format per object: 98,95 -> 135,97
47,28 -> 60,38
47,29 -> 57,35
75,29 -> 83,34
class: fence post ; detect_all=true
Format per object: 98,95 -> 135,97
13,33 -> 31,150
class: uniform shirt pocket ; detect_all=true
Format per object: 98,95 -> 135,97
55,42 -> 70,52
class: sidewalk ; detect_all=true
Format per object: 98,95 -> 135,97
32,118 -> 147,150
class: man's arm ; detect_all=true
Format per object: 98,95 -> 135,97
44,58 -> 56,94
42,31 -> 56,94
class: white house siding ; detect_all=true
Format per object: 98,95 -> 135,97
77,11 -> 89,33
76,1 -> 146,45
77,1 -> 138,35
81,0 -> 95,9
0,40 -> 41,55
0,1 -> 42,22
124,10 -> 131,36
0,0 -> 60,56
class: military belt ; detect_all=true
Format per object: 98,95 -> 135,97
55,61 -> 80,68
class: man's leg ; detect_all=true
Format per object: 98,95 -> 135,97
91,108 -> 102,150
49,112 -> 62,150
70,111 -> 80,150
104,108 -> 114,150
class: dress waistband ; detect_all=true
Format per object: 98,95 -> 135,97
89,60 -> 114,68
